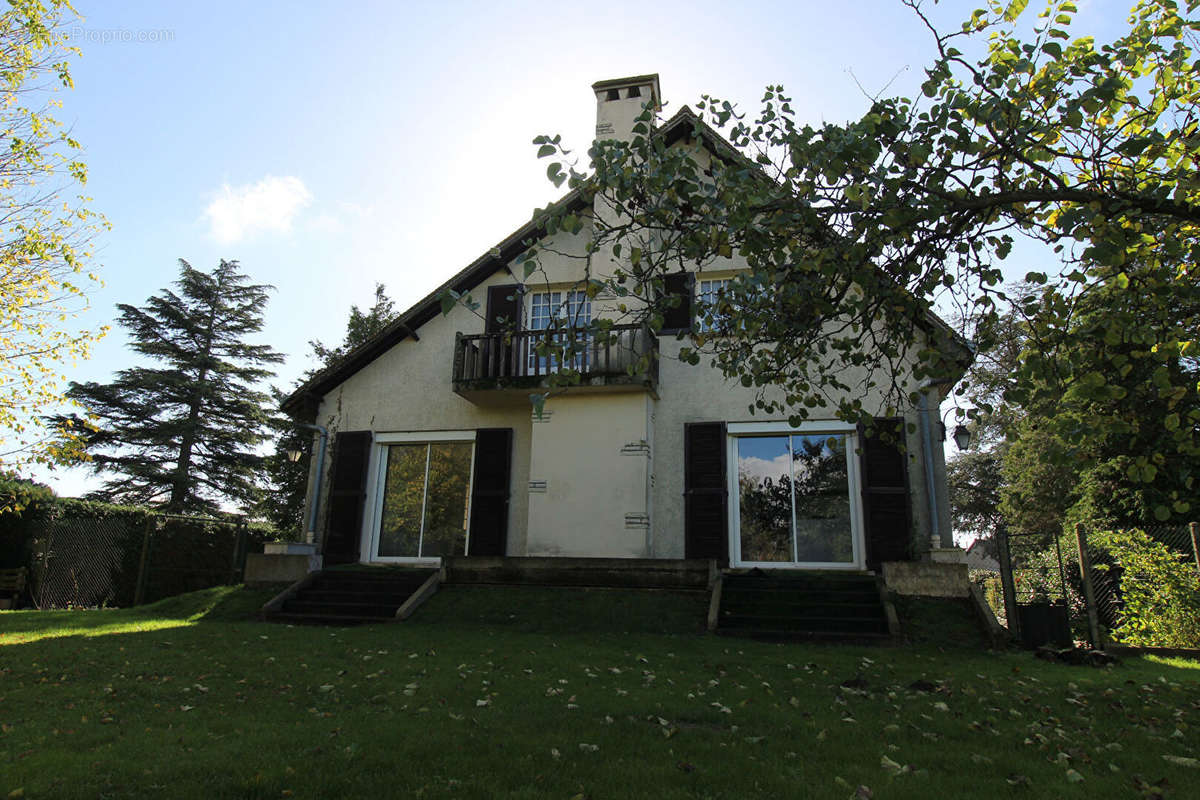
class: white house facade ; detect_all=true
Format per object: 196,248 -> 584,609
281,74 -> 971,575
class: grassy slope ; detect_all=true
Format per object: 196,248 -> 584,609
0,585 -> 1196,799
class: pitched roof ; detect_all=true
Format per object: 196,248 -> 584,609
280,107 -> 731,415
281,104 -> 973,416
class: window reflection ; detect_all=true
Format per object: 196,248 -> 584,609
378,441 -> 473,558
736,433 -> 854,565
737,436 -> 793,562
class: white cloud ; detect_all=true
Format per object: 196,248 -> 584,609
738,453 -> 791,483
203,175 -> 313,244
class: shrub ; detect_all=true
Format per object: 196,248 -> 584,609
1093,529 -> 1200,648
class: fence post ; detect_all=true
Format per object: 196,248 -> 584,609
232,518 -> 249,584
134,516 -> 155,606
995,525 -> 1021,642
1190,522 -> 1200,575
1074,522 -> 1104,651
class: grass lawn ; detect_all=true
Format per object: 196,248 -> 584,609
2,585 -> 1198,799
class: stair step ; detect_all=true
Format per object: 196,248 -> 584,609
723,578 -> 878,592
719,602 -> 886,618
320,567 -> 435,579
299,589 -> 416,604
282,600 -> 400,617
720,613 -> 887,632
716,627 -> 892,643
720,585 -> 883,597
313,573 -> 433,589
268,612 -> 394,626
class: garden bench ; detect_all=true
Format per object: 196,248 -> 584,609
0,567 -> 27,609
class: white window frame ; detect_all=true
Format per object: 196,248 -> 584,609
360,430 -> 477,565
726,420 -> 866,570
526,289 -> 592,372
696,278 -> 731,333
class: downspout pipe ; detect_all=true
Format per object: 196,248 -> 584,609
917,378 -> 955,551
299,423 -> 329,545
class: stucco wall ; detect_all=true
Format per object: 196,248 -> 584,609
526,392 -> 652,557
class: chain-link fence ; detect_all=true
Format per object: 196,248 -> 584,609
996,522 -> 1200,651
12,510 -> 266,609
1084,523 -> 1200,650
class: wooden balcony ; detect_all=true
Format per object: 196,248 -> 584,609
452,324 -> 658,402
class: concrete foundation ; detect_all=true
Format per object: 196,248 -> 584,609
928,546 -> 967,564
882,560 -> 969,598
443,556 -> 713,589
244,552 -> 323,585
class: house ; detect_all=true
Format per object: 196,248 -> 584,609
964,539 -> 1001,573
280,74 -> 973,582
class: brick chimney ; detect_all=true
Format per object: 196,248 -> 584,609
592,74 -> 662,143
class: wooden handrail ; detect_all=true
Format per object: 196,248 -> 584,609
454,324 -> 657,384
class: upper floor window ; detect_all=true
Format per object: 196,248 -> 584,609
696,278 -> 732,333
528,290 -> 592,371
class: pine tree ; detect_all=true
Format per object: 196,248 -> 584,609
63,259 -> 282,514
259,283 -> 398,535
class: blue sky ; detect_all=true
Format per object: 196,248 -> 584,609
29,0 -> 1124,495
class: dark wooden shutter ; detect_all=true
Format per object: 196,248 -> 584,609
860,417 -> 913,571
468,428 -> 513,556
485,285 -> 522,377
684,422 -> 729,565
485,284 -> 522,333
324,430 -> 372,565
660,272 -> 694,334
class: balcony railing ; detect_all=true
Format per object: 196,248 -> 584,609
453,324 -> 658,396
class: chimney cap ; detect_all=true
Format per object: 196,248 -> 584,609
591,73 -> 662,112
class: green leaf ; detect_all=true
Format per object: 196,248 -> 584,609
536,144 -> 556,158
1004,0 -> 1029,22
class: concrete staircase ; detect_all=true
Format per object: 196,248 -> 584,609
716,571 -> 893,642
265,567 -> 437,625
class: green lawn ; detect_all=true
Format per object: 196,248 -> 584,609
1,585 -> 1198,799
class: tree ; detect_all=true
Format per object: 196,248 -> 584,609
947,261 -> 1200,547
60,260 -> 282,514
0,0 -> 107,468
1000,257 -> 1200,529
508,0 -> 1198,478
260,283 -> 398,535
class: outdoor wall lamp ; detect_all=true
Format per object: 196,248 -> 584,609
285,448 -> 303,463
953,424 -> 972,451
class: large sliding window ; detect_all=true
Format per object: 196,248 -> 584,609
730,423 -> 863,568
372,433 -> 475,560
